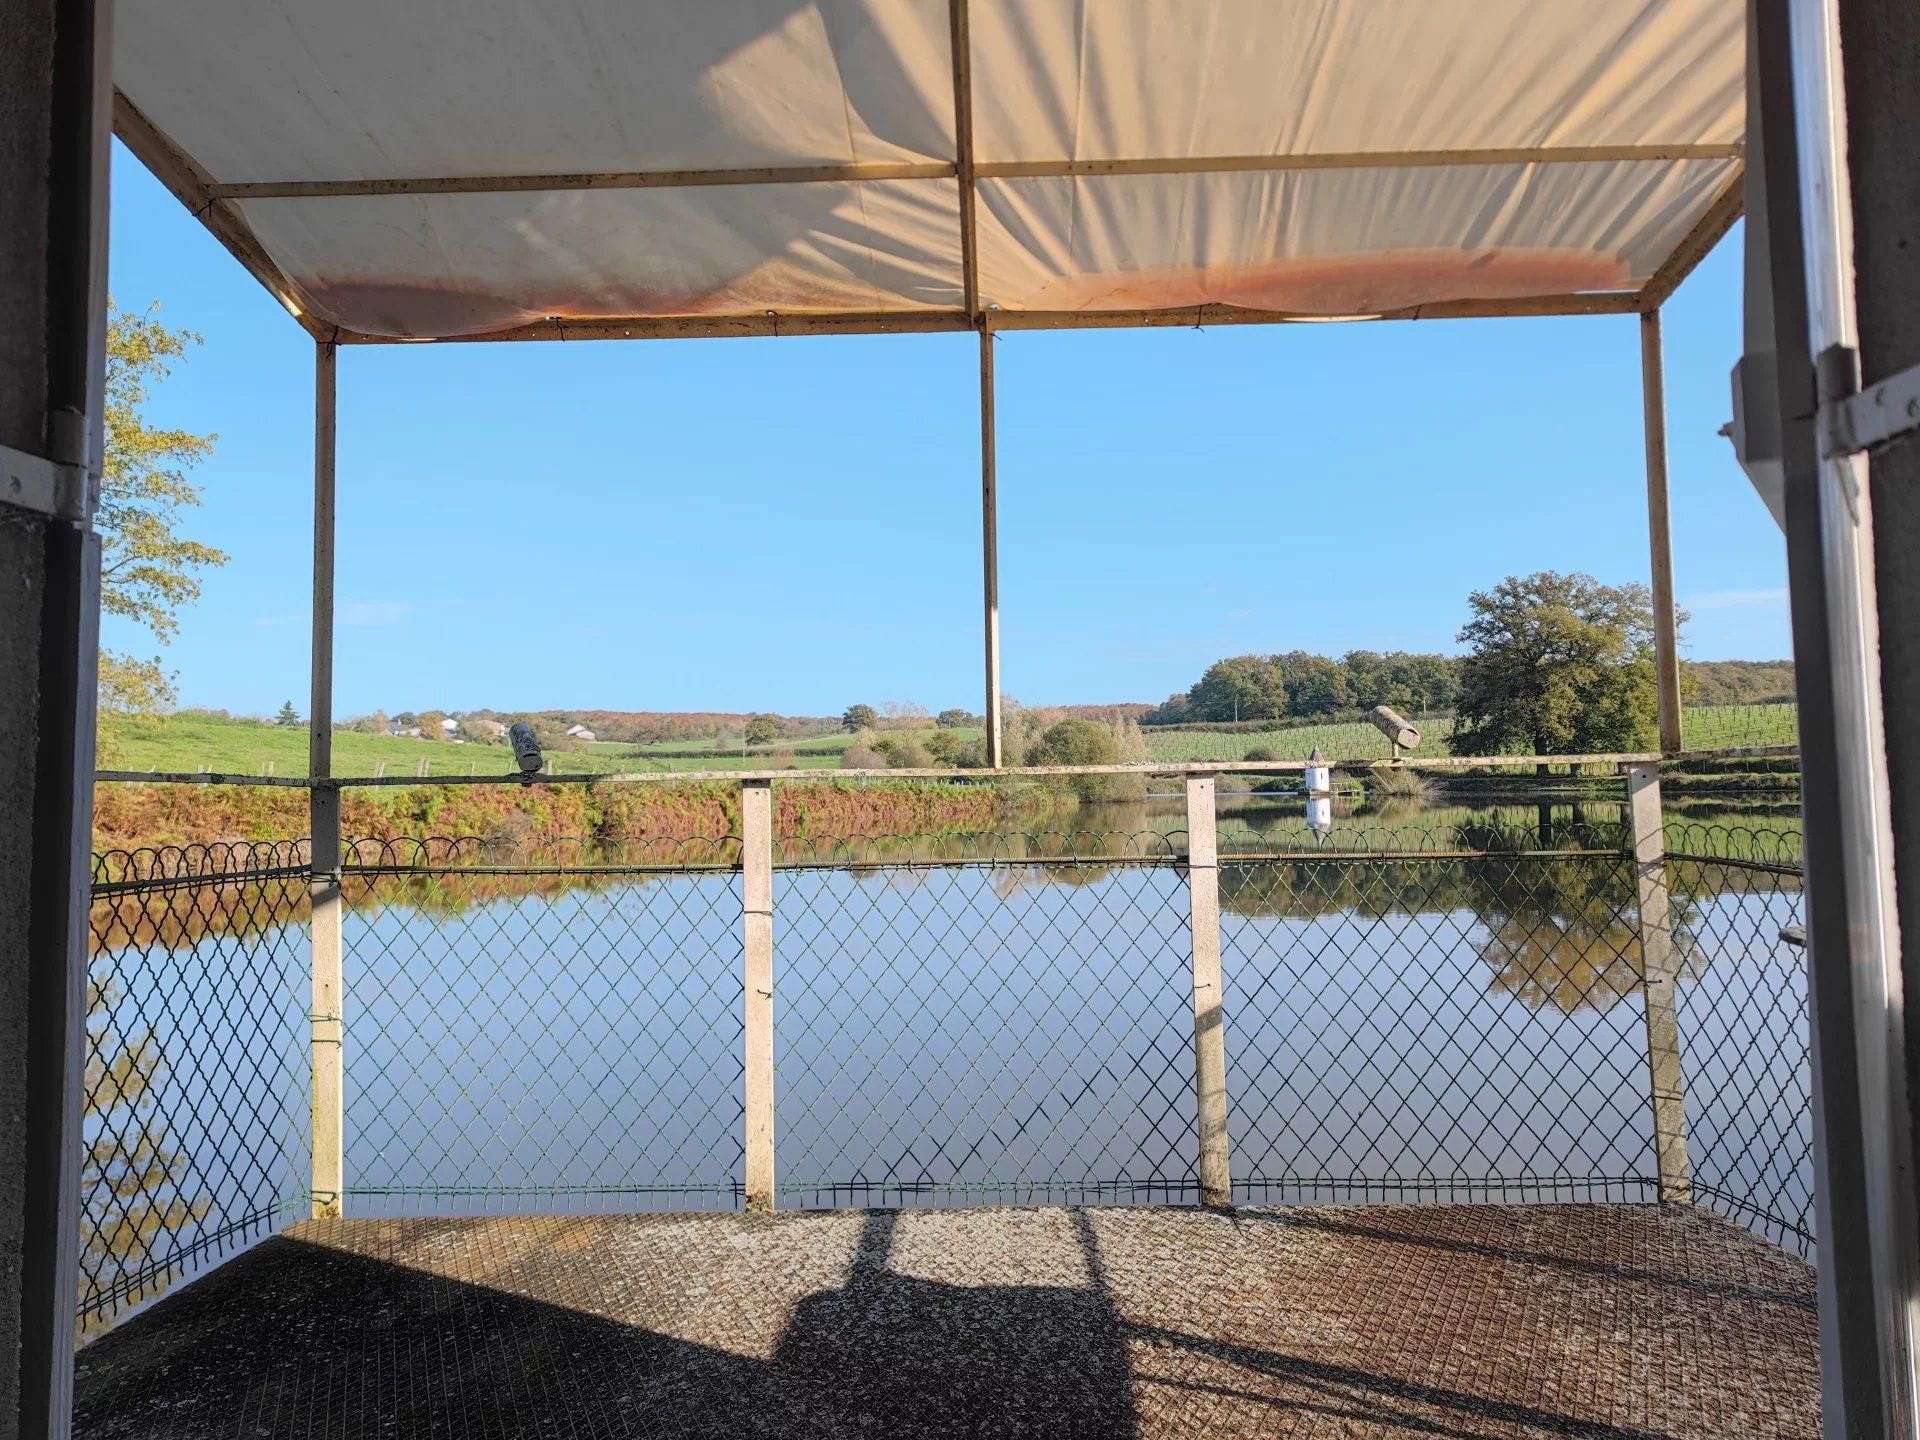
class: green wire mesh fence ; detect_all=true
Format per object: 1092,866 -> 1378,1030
1666,821 -> 1812,1252
773,833 -> 1195,1206
82,843 -> 312,1333
1219,839 -> 1657,1206
340,836 -> 745,1213
78,788 -> 1816,1336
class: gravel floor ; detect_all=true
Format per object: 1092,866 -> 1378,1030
74,1203 -> 1817,1439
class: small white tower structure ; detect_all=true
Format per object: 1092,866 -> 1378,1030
1304,746 -> 1331,796
1304,746 -> 1334,841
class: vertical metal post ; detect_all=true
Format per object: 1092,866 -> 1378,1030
978,329 -> 1003,766
1640,310 -> 1685,755
1746,3 -> 1907,1428
1789,0 -> 1920,1425
741,778 -> 775,1211
1185,774 -> 1232,1205
309,341 -> 343,1219
1626,762 -> 1690,1202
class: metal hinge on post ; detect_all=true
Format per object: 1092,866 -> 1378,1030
0,439 -> 90,521
1817,344 -> 1920,459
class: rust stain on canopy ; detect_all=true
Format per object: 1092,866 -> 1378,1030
1005,249 -> 1634,318
111,0 -> 1746,340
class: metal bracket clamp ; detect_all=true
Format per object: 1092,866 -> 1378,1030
0,439 -> 90,521
1818,344 -> 1920,459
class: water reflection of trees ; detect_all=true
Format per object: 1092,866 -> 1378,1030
791,828 -> 1179,897
1218,816 -> 1664,1017
93,824 -> 1761,1036
81,968 -> 206,1333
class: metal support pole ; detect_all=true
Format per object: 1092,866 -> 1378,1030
309,341 -> 343,1218
979,329 -> 1003,766
1185,774 -> 1232,1205
1746,4 -> 1907,1429
1640,310 -> 1685,755
1776,2 -> 1920,1429
1626,762 -> 1690,1202
741,778 -> 776,1211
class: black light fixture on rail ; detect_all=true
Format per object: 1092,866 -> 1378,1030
509,722 -> 543,779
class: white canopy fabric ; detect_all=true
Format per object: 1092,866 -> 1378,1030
113,0 -> 1745,342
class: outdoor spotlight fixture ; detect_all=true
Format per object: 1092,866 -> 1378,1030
1367,705 -> 1421,758
509,722 -> 543,779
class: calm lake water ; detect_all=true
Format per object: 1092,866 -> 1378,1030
85,791 -> 1813,1325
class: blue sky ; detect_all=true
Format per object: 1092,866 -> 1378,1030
107,144 -> 1789,720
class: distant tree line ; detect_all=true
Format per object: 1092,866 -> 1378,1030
1145,645 -> 1794,729
839,701 -> 973,733
1145,650 -> 1461,725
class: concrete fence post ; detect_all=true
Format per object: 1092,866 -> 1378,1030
309,340 -> 344,1219
1627,762 -> 1691,1203
1185,774 -> 1233,1206
310,789 -> 344,1218
741,779 -> 776,1212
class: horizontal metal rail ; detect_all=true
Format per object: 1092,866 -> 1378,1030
340,860 -> 740,878
89,864 -> 313,896
142,846 -> 1644,882
82,1203 -> 301,1315
1221,847 -> 1628,863
347,1183 -> 740,1199
1230,1173 -> 1658,1201
332,292 -> 1644,345
206,143 -> 1741,201
1664,851 -> 1805,877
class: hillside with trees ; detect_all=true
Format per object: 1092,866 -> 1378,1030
1141,647 -> 1791,730
1143,649 -> 1460,725
1682,660 -> 1797,705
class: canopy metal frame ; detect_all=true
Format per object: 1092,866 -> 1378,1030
117,0 -> 1736,777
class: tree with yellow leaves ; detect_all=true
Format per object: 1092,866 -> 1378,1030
84,303 -> 223,1328
97,302 -> 227,716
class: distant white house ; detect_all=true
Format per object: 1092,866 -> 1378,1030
565,724 -> 597,743
439,717 -> 460,736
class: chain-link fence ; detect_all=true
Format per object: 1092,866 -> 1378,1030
78,780 -> 1817,1335
1219,825 -> 1657,1206
82,843 -> 312,1333
773,832 -> 1194,1206
340,836 -> 745,1213
1665,819 -> 1812,1253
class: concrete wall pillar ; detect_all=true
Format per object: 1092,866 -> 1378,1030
1,0 -> 115,1435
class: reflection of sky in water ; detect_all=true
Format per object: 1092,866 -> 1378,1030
86,815 -> 1812,1332
83,922 -> 309,1321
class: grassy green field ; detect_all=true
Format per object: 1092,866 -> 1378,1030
1140,704 -> 1798,766
1141,717 -> 1460,764
99,706 -> 1795,780
98,712 -> 976,778
99,712 -> 634,777
611,731 -> 853,756
1677,703 -> 1800,751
